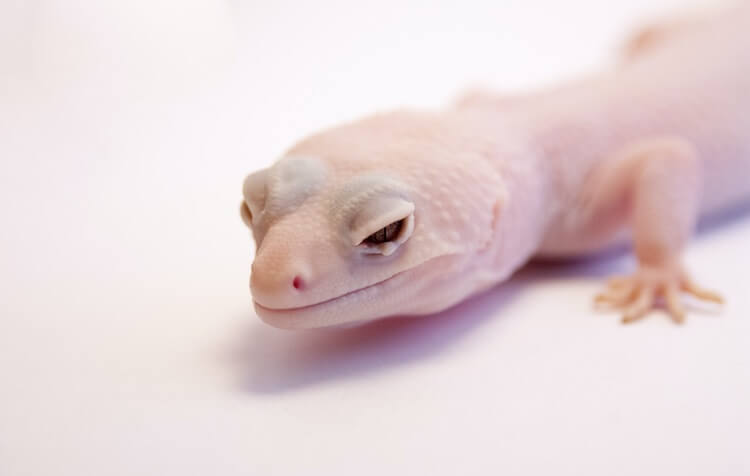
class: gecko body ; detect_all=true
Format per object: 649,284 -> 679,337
241,6 -> 749,329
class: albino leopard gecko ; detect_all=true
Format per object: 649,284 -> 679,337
240,5 -> 749,329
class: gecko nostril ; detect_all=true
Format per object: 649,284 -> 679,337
292,276 -> 305,291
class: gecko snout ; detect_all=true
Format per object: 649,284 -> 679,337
250,253 -> 312,309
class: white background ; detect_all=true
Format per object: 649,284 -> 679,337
1,0 -> 749,474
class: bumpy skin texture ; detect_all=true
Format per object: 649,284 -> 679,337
242,5 -> 750,329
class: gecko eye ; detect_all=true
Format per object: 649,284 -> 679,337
363,219 -> 405,245
352,196 -> 415,256
357,212 -> 414,256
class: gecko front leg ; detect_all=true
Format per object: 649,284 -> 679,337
587,137 -> 723,323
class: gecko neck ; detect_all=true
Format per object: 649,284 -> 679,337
471,77 -> 618,267
478,115 -> 556,280
503,75 -> 628,256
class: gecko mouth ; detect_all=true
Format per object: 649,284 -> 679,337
253,269 -> 405,315
252,254 -> 455,329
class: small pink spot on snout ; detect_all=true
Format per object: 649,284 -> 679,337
292,276 -> 305,291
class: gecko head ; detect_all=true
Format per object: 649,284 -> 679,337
241,112 -> 504,329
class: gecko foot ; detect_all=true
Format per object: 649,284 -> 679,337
594,264 -> 723,324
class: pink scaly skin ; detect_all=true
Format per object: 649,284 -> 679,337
241,5 -> 749,329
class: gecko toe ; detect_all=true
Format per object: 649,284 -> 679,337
621,287 -> 655,323
681,277 -> 724,304
664,284 -> 686,324
595,279 -> 637,308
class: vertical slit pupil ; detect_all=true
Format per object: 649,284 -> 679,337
366,219 -> 403,244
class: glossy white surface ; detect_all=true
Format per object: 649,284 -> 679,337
1,0 -> 748,474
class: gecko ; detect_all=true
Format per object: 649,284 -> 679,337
240,5 -> 750,329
